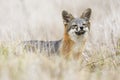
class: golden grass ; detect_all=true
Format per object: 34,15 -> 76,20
0,41 -> 119,80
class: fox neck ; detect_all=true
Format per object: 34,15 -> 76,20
60,25 -> 87,59
60,26 -> 74,56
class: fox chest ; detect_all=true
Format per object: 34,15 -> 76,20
71,41 -> 85,54
71,44 -> 84,54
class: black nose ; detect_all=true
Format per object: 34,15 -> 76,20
80,27 -> 83,30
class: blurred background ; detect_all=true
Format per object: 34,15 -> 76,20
0,0 -> 120,52
0,0 -> 120,80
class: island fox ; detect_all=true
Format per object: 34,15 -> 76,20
20,8 -> 92,59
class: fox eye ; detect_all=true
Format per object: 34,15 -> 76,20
74,25 -> 77,27
82,23 -> 86,26
72,25 -> 77,29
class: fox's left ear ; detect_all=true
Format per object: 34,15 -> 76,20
81,8 -> 92,20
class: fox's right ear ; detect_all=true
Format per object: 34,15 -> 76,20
62,10 -> 74,25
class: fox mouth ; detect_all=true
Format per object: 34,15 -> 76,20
75,30 -> 86,35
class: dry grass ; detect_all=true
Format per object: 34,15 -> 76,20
0,41 -> 120,80
0,0 -> 120,80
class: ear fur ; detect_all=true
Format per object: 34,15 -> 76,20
62,10 -> 74,25
81,8 -> 92,20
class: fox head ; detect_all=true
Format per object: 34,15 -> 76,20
62,8 -> 92,42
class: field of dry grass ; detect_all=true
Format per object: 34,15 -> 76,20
0,0 -> 120,80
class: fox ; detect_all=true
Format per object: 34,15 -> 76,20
19,8 -> 92,59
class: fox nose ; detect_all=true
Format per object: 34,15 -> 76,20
80,27 -> 83,30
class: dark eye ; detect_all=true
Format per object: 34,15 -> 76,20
73,24 -> 77,26
71,25 -> 77,29
82,23 -> 86,26
73,25 -> 77,27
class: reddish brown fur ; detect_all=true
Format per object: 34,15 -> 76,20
60,25 -> 74,59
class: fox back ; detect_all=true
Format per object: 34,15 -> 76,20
18,40 -> 62,55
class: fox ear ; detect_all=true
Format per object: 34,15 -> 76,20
62,10 -> 74,25
81,8 -> 92,20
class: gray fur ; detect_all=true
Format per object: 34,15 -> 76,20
21,40 -> 62,55
67,18 -> 90,32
